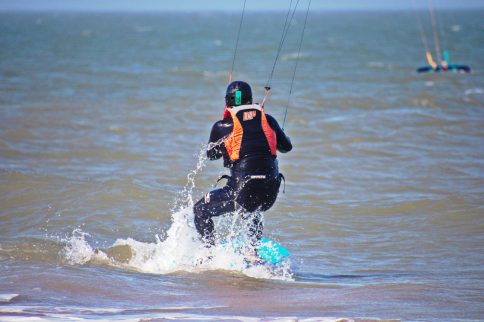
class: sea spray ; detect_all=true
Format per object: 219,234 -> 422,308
172,143 -> 209,212
63,229 -> 107,265
63,229 -> 91,265
62,144 -> 293,280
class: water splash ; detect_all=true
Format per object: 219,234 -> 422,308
63,229 -> 98,265
172,143 -> 209,212
62,144 -> 293,281
63,208 -> 292,280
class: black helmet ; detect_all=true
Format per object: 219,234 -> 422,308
225,81 -> 252,107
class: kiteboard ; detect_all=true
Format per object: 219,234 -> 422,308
417,64 -> 471,73
222,237 -> 289,266
256,238 -> 290,265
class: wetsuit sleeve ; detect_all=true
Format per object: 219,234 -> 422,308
266,114 -> 292,153
207,120 -> 232,160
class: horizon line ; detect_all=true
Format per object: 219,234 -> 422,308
1,7 -> 483,13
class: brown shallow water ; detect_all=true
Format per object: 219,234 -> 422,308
0,10 -> 483,321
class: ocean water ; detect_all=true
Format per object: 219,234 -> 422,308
0,9 -> 483,321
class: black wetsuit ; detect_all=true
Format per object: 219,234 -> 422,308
193,104 -> 292,246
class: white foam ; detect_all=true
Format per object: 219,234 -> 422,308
100,207 -> 292,280
464,88 -> 483,95
63,229 -> 98,265
282,52 -> 307,61
367,61 -> 391,69
0,318 -> 49,322
451,24 -> 461,32
0,306 -> 353,322
0,294 -> 19,303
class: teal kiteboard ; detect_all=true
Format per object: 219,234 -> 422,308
256,238 -> 290,265
223,237 -> 290,266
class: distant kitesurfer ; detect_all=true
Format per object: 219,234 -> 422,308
417,63 -> 471,73
194,80 -> 292,252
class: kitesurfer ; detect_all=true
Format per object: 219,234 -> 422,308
194,80 -> 292,250
417,63 -> 471,73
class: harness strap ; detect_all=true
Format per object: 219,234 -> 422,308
214,174 -> 231,187
279,173 -> 286,193
244,173 -> 286,194
214,173 -> 286,193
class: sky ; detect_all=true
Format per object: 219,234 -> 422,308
0,0 -> 483,12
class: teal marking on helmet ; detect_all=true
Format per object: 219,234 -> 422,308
235,90 -> 242,106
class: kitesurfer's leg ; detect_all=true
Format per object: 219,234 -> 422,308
193,186 -> 235,246
246,212 -> 263,247
236,176 -> 281,248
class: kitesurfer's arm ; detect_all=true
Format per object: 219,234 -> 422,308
266,114 -> 292,153
207,119 -> 233,160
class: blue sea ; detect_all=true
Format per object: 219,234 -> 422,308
0,8 -> 483,321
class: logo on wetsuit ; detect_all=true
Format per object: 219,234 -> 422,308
243,110 -> 256,121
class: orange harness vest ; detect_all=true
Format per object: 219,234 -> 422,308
223,104 -> 277,162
